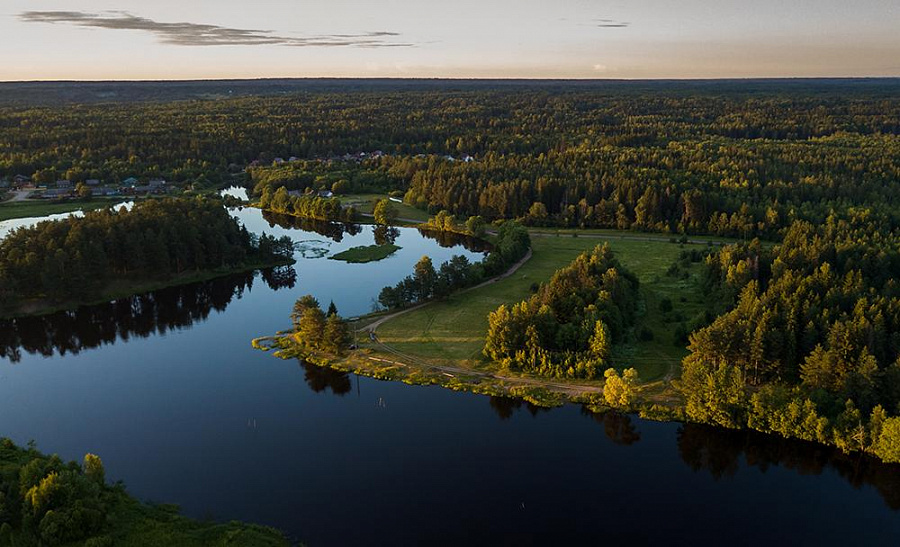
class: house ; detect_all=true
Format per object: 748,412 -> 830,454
460,154 -> 475,163
85,179 -> 101,186
289,156 -> 300,162
122,177 -> 139,187
133,185 -> 152,195
13,174 -> 30,188
273,157 -> 285,165
41,188 -> 73,199
148,178 -> 167,188
56,180 -> 73,189
91,187 -> 119,197
318,190 -> 334,199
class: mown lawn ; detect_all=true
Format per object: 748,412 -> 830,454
0,198 -> 128,221
338,193 -> 431,223
375,231 -> 709,381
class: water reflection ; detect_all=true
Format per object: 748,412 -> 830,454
300,362 -> 353,396
677,422 -> 900,510
261,211 -> 363,242
260,264 -> 298,290
581,408 -> 642,446
416,227 -> 491,253
488,396 -> 550,420
373,225 -> 400,246
0,268 -> 289,363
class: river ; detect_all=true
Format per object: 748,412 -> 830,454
0,200 -> 898,545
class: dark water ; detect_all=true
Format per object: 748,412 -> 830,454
1,207 -> 899,545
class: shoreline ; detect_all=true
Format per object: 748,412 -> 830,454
1,257 -> 294,320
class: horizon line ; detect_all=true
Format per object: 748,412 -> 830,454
2,76 -> 900,85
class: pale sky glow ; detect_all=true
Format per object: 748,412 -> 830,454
1,0 -> 898,80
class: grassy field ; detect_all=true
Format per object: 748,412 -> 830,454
0,198 -> 128,221
330,243 -> 400,263
338,193 -> 431,223
374,232 -> 709,382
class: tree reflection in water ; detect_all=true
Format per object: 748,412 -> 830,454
677,421 -> 900,510
261,211 -> 363,243
300,361 -> 353,396
487,396 -> 550,420
0,267 -> 291,363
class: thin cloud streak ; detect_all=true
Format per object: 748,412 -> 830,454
593,18 -> 630,28
19,11 -> 413,48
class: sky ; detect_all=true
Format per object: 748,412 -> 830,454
1,0 -> 898,80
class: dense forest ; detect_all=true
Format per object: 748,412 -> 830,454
484,244 -> 640,379
682,217 -> 900,462
2,84 -> 899,237
0,199 -> 293,312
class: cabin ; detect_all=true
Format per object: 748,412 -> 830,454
92,187 -> 119,197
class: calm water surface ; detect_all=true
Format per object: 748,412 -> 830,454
0,202 -> 899,545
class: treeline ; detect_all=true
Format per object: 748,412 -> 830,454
0,199 -> 293,310
250,160 -> 399,196
681,217 -> 900,462
395,136 -> 900,237
3,88 -> 898,237
484,244 -> 639,379
377,222 -> 529,309
257,185 -> 357,223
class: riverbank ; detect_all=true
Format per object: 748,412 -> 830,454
1,257 -> 294,319
0,437 -> 288,546
251,227 -> 900,464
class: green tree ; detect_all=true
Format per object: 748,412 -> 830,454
83,454 -> 105,485
466,215 -> 486,237
296,301 -> 326,348
873,417 -> 900,463
413,256 -> 436,301
323,313 -> 350,354
590,320 -> 612,362
373,198 -> 398,226
75,182 -> 92,199
603,368 -> 639,407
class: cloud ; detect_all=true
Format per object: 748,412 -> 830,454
593,18 -> 630,28
19,11 -> 413,48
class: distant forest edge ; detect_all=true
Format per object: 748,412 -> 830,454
0,78 -> 898,105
